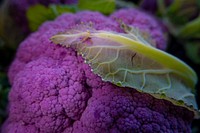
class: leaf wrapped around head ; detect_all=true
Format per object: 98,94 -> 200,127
50,24 -> 199,118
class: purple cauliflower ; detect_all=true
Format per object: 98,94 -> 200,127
8,0 -> 77,34
2,9 -> 194,133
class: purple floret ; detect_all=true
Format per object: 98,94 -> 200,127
8,0 -> 78,34
2,9 -> 194,133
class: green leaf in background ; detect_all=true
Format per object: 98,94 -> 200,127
78,0 -> 116,14
185,41 -> 200,64
49,4 -> 78,16
166,0 -> 199,25
157,0 -> 200,39
26,4 -> 77,31
178,17 -> 200,39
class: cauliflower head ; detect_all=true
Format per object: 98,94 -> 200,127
2,9 -> 194,133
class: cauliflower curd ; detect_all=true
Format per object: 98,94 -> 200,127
2,9 -> 194,133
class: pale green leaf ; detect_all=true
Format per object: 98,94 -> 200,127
51,25 -> 199,118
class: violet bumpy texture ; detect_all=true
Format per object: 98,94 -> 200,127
2,9 -> 194,133
8,0 -> 77,34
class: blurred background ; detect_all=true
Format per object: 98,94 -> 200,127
0,0 -> 199,132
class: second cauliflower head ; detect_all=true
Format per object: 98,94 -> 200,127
2,8 -> 194,133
